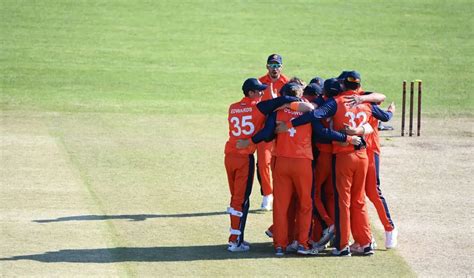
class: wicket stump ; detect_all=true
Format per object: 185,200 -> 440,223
401,80 -> 422,136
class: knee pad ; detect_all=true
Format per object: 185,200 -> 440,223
229,228 -> 242,235
226,207 -> 243,217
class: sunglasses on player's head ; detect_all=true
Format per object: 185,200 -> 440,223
267,63 -> 282,69
346,77 -> 360,82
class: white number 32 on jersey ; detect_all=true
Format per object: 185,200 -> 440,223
345,111 -> 368,128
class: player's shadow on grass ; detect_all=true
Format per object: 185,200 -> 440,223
0,243 -> 279,263
33,210 -> 266,223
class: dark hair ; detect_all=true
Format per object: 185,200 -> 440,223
344,80 -> 360,90
324,89 -> 339,98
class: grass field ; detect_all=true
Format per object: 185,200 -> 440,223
1,0 -> 472,277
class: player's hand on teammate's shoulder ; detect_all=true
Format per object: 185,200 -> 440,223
343,95 -> 361,108
275,121 -> 289,133
236,139 -> 250,149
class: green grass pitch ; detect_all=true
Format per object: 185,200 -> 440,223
0,0 -> 472,276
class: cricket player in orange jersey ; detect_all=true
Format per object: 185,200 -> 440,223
286,80 -> 370,250
237,84 -> 304,251
339,71 -> 397,249
227,81 -> 302,253
256,54 -> 290,211
268,84 -> 315,255
238,83 -> 314,255
283,75 -> 380,256
345,99 -> 398,249
305,84 -> 337,247
224,78 -> 267,252
251,83 -> 354,256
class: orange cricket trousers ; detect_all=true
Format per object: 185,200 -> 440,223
256,141 -> 273,196
273,157 -> 313,249
225,153 -> 255,244
311,151 -> 335,242
333,150 -> 372,250
267,156 -> 298,243
366,150 -> 395,232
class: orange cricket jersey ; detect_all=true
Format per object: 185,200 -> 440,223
259,74 -> 289,101
354,89 -> 381,154
274,108 -> 313,160
225,97 -> 265,155
332,90 -> 373,154
365,114 -> 381,154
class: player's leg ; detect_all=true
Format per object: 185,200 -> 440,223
256,142 -> 273,210
349,150 -> 373,255
374,152 -> 397,248
314,152 -> 334,228
365,151 -> 395,232
272,157 -> 294,252
287,194 -> 298,244
333,153 -> 354,254
311,212 -> 325,244
324,155 -> 336,223
224,154 -> 238,244
225,154 -> 254,250
311,158 -> 324,243
264,156 -> 278,238
293,158 -> 315,251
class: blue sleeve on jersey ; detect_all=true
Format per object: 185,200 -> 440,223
252,112 -> 277,143
313,120 -> 347,142
257,96 -> 299,115
314,95 -> 325,107
371,104 -> 393,122
292,98 -> 337,127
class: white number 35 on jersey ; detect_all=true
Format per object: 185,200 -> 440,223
230,116 -> 255,136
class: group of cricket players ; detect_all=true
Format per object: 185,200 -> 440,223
224,54 -> 397,257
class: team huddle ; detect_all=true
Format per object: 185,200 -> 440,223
224,54 -> 397,257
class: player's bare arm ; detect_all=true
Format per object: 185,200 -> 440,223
343,123 -> 374,135
289,101 -> 315,112
344,92 -> 386,107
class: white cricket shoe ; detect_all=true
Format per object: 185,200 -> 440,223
260,194 -> 273,211
350,242 -> 374,256
385,227 -> 398,249
349,242 -> 362,253
227,241 -> 250,252
311,241 -> 327,252
350,237 -> 376,253
286,240 -> 299,253
297,244 -> 318,255
317,224 -> 335,246
332,246 -> 351,257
